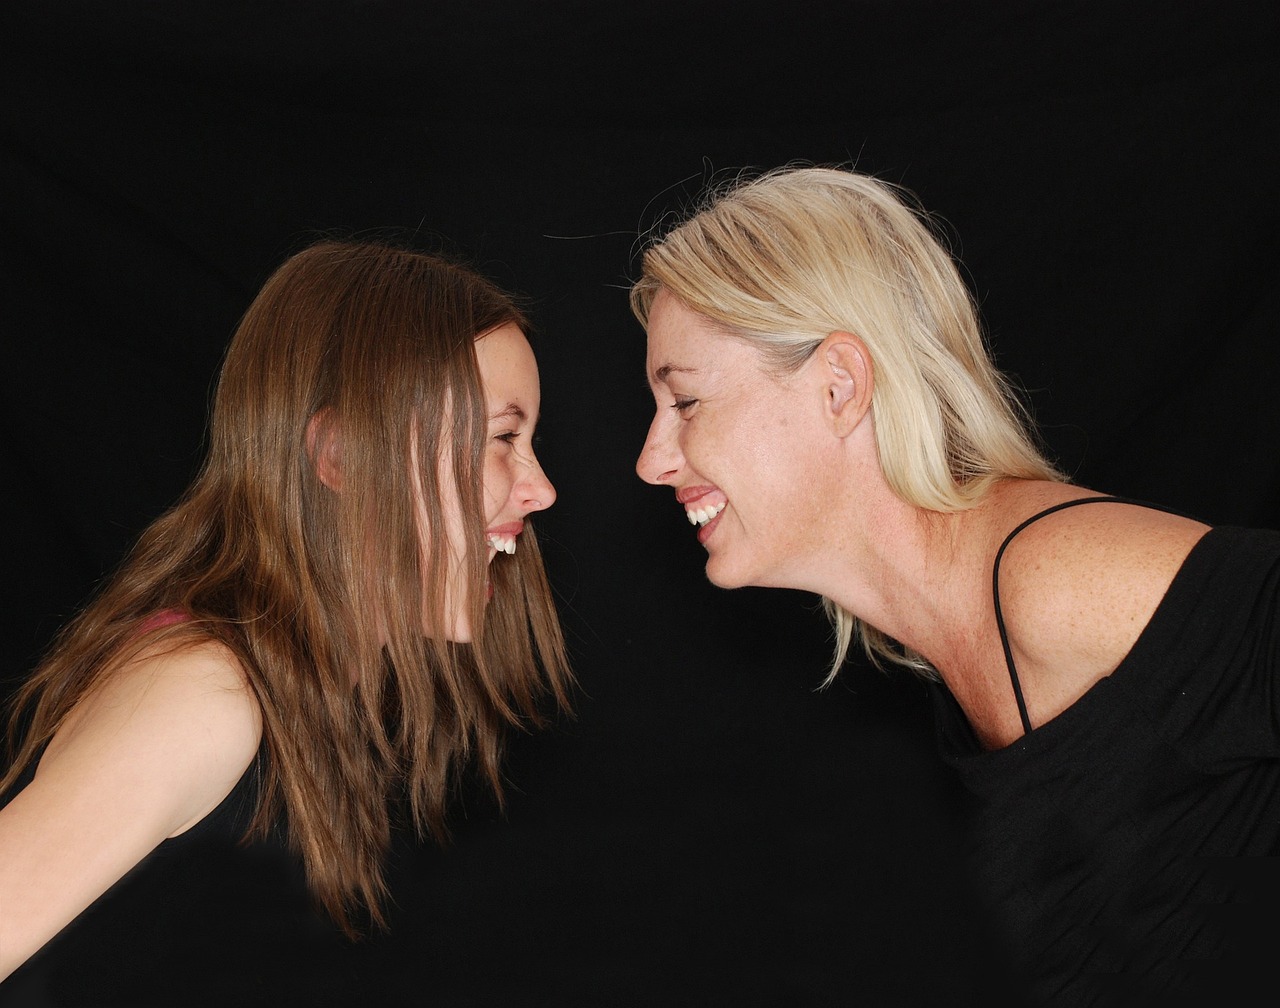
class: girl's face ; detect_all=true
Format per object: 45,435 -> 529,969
426,323 -> 556,642
635,291 -> 834,592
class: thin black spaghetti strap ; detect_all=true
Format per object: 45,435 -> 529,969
991,494 -> 1197,735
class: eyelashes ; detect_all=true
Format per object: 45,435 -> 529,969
494,431 -> 544,446
671,397 -> 698,414
493,430 -> 543,468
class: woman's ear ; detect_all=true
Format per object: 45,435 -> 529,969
819,331 -> 873,436
306,410 -> 343,490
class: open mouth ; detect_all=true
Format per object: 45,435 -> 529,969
686,501 -> 725,527
487,532 -> 517,555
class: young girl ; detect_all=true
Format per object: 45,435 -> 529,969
0,240 -> 572,985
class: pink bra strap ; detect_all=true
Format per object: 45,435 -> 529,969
137,609 -> 189,634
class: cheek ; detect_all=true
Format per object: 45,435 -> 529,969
699,408 -> 795,495
684,412 -> 753,473
482,457 -> 514,513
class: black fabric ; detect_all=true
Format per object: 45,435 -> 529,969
0,736 -> 264,846
932,524 -> 1280,1005
0,748 -> 331,1008
2,4 -> 1276,1004
991,495 -> 1202,735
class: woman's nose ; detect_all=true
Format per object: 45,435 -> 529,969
636,413 -> 678,486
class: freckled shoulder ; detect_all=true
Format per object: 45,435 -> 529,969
994,500 -> 1211,695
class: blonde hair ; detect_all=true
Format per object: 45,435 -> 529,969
4,240 -> 572,933
631,166 -> 1062,680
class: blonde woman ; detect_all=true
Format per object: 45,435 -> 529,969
0,240 -> 572,984
632,166 -> 1279,1004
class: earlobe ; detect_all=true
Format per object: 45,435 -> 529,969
306,410 -> 343,491
820,332 -> 872,436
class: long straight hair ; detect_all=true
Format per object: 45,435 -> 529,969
3,240 -> 573,932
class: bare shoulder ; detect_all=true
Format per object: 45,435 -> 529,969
995,491 -> 1211,690
40,635 -> 263,835
0,636 -> 263,979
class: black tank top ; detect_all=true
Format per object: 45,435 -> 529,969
935,515 -> 1280,1003
992,494 -> 1198,735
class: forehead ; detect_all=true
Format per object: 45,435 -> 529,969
475,322 -> 540,412
644,290 -> 760,386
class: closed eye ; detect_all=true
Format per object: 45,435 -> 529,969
671,397 -> 698,414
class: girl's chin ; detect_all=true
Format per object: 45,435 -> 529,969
422,615 -> 474,644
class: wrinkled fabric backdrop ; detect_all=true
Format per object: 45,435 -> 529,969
2,2 -> 1277,1006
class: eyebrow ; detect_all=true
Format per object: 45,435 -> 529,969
488,402 -> 528,423
653,363 -> 698,384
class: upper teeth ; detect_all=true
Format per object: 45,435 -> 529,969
488,534 -> 517,554
686,502 -> 725,526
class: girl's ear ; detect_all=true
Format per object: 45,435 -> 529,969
819,331 -> 873,437
306,410 -> 343,490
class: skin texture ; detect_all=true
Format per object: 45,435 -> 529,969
637,290 -> 1210,750
0,323 -> 556,982
636,291 -> 858,593
637,290 -> 894,599
420,323 -> 556,642
0,640 -> 262,981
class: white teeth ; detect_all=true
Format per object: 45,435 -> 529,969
487,534 -> 517,555
684,502 -> 726,527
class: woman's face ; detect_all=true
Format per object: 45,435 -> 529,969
635,290 -> 832,591
428,322 -> 556,642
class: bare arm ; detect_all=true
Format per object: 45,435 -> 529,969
0,641 -> 262,981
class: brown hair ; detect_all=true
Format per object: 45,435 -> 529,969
3,240 -> 572,932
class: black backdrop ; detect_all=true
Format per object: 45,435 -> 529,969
2,2 -> 1278,1006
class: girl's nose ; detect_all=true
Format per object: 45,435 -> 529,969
519,458 -> 556,512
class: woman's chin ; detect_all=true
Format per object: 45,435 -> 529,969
706,551 -> 780,592
705,558 -> 748,590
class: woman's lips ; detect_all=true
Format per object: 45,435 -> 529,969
695,507 -> 723,544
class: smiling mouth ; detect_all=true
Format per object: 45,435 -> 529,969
486,533 -> 517,555
685,501 -> 725,527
